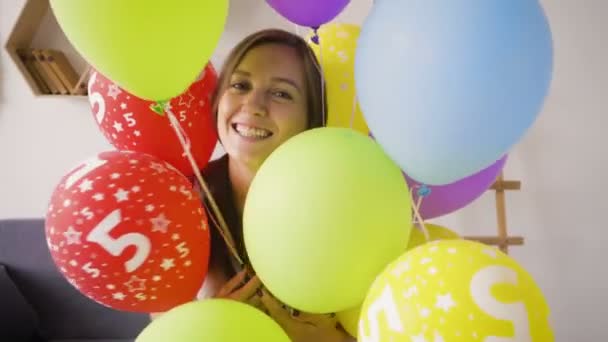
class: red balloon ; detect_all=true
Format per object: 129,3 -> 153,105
88,64 -> 218,177
45,150 -> 210,313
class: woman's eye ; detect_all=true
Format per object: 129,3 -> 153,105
272,90 -> 292,100
230,82 -> 249,91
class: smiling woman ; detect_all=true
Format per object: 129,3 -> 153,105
190,29 -> 352,342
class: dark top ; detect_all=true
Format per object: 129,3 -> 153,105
198,154 -> 246,279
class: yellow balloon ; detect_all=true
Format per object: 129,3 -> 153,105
337,306 -> 361,338
358,240 -> 553,341
307,23 -> 370,135
407,223 -> 461,250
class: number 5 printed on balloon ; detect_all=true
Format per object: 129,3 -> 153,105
470,266 -> 532,342
86,209 -> 151,273
359,284 -> 404,342
88,72 -> 106,125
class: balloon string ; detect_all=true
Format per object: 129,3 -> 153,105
165,105 -> 243,265
310,27 -> 327,127
411,191 -> 430,242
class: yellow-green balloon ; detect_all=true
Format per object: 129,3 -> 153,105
136,299 -> 290,342
244,127 -> 412,314
50,0 -> 228,101
358,240 -> 554,341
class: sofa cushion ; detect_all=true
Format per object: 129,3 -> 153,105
0,219 -> 150,340
0,264 -> 39,341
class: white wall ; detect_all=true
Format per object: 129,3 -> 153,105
1,0 -> 606,340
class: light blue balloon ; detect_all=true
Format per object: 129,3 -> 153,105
355,0 -> 553,185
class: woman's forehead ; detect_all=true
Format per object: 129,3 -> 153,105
235,44 -> 305,84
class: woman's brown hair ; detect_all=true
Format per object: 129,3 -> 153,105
211,28 -> 327,129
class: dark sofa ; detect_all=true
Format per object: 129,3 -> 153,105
0,219 -> 151,342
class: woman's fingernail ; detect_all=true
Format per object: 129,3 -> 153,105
256,288 -> 263,297
292,309 -> 300,317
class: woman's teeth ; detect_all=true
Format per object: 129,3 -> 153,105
234,124 -> 272,139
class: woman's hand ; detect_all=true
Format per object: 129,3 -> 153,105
214,268 -> 263,309
259,289 -> 352,342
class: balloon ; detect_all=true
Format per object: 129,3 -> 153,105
88,65 -> 218,177
136,299 -> 290,342
407,223 -> 461,250
50,0 -> 228,101
45,151 -> 210,312
337,306 -> 360,338
339,223 -> 460,337
406,155 -> 507,219
355,0 -> 553,185
266,0 -> 350,27
358,240 -> 553,341
244,127 -> 412,313
307,23 -> 370,135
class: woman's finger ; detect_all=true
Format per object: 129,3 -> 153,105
229,275 -> 262,301
260,289 -> 300,329
216,269 -> 248,298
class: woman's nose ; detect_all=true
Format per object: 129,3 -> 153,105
243,90 -> 267,117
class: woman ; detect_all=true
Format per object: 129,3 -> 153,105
198,29 -> 352,341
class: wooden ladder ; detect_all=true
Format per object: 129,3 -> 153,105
464,173 -> 524,254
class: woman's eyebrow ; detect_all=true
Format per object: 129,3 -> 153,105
271,77 -> 302,93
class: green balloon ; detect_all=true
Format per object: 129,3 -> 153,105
244,127 -> 412,313
136,299 -> 290,342
50,0 -> 228,101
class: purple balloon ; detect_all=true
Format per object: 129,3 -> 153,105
266,0 -> 350,27
406,155 -> 508,220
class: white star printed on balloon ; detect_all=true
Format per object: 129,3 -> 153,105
107,84 -> 122,99
113,188 -> 129,202
145,204 -> 155,213
63,226 -> 82,245
412,333 -> 426,342
78,178 -> 93,193
149,162 -> 167,174
120,102 -> 127,110
160,258 -> 175,271
403,285 -> 418,299
483,248 -> 499,259
110,173 -> 121,180
134,130 -> 141,137
112,121 -> 124,133
150,213 -> 171,233
435,293 -> 455,312
112,292 -> 126,301
178,92 -> 195,108
124,275 -> 146,292
92,193 -> 104,201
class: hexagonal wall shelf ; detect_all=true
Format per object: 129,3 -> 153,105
5,0 -> 91,97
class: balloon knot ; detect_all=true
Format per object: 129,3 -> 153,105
311,26 -> 320,45
417,184 -> 431,197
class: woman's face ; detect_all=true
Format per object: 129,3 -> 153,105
217,43 -> 308,170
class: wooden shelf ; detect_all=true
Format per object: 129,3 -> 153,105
4,0 -> 90,97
